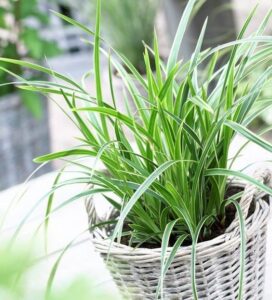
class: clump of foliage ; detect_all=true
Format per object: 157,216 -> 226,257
0,0 -> 60,117
94,0 -> 159,73
1,0 -> 272,298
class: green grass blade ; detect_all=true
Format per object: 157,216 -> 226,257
94,0 -> 109,140
52,11 -> 95,35
189,96 -> 214,114
157,219 -> 179,299
51,188 -> 110,214
61,90 -> 98,144
156,220 -> 187,299
0,58 -> 84,91
44,170 -> 63,253
223,199 -> 246,300
189,18 -> 208,71
205,169 -> 272,196
34,149 -> 96,163
225,120 -> 272,153
75,106 -> 157,145
167,0 -> 197,74
191,215 -> 212,300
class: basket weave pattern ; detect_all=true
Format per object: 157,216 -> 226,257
86,170 -> 272,300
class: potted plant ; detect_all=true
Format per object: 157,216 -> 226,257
0,0 -> 59,190
2,0 -> 272,298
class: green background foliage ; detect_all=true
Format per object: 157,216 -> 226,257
0,0 -> 60,117
94,0 -> 159,73
0,243 -> 116,300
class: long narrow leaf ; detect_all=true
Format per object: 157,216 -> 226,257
167,0 -> 197,73
225,120 -> 272,153
205,169 -> 272,196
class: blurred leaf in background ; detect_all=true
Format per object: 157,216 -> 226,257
0,242 -> 117,300
0,0 -> 60,117
92,0 -> 160,73
0,244 -> 32,300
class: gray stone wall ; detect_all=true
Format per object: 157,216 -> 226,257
0,93 -> 51,190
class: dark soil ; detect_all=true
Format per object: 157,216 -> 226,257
205,186 -> 250,242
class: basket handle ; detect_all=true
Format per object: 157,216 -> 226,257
85,185 -> 115,234
85,193 -> 99,231
239,168 -> 272,217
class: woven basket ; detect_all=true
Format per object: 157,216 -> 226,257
86,169 -> 272,300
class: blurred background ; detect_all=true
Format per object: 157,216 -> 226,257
0,0 -> 271,190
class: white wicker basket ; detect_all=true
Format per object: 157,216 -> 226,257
86,170 -> 272,300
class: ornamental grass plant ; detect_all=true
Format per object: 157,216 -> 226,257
2,0 -> 272,298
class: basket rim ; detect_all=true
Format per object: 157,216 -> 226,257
91,201 -> 270,255
88,179 -> 271,257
